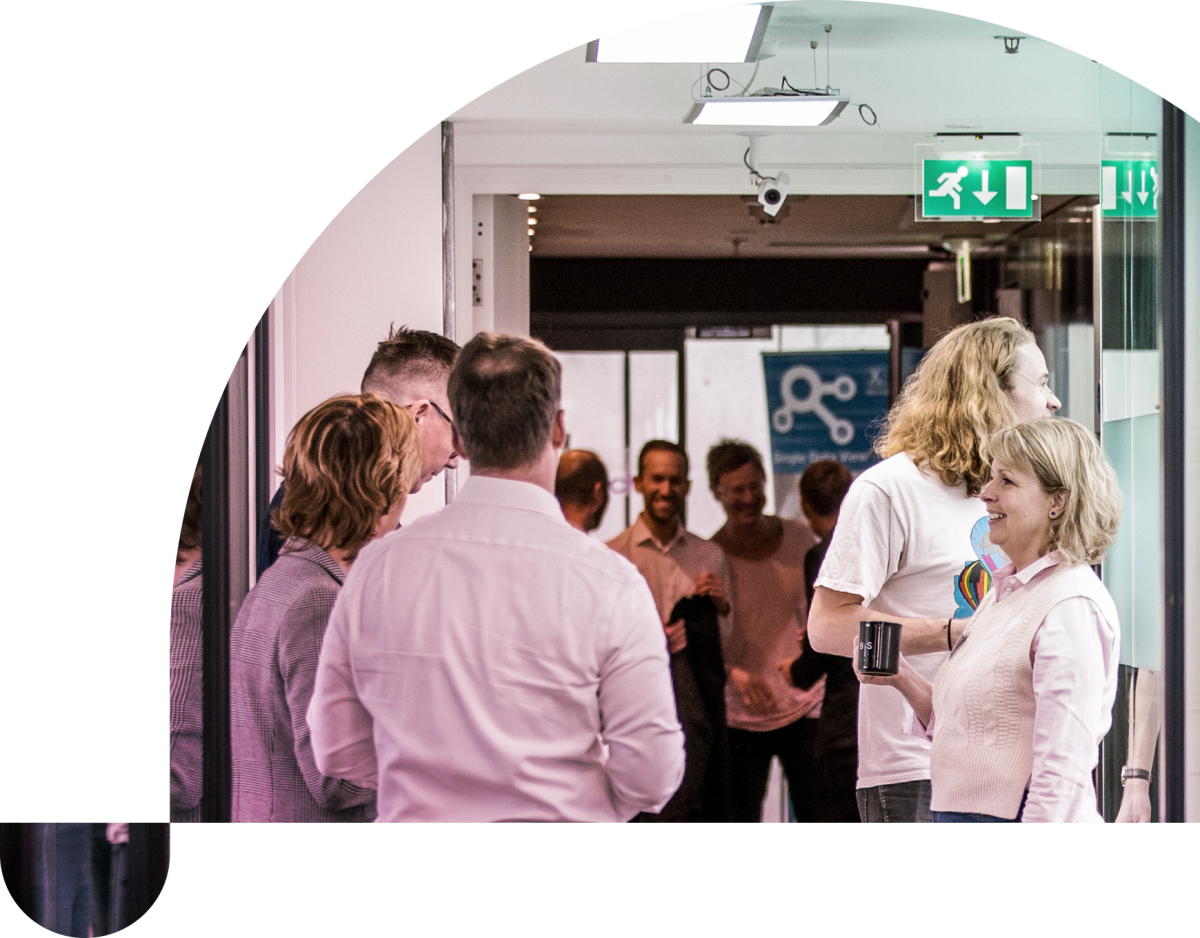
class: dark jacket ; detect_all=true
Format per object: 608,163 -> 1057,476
790,539 -> 858,768
669,593 -> 733,822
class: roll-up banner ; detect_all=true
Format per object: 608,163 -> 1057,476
762,351 -> 890,476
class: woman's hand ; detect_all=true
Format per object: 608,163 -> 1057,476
850,637 -> 934,726
851,641 -> 909,689
729,666 -> 775,715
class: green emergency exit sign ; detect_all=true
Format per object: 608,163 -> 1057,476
1101,160 -> 1158,217
921,159 -> 1034,219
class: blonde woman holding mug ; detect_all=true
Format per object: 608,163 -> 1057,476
857,419 -> 1123,822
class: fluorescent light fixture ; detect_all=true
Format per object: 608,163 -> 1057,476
685,95 -> 848,127
586,4 -> 771,64
517,192 -> 541,200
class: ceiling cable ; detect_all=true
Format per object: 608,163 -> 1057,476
825,24 -> 832,91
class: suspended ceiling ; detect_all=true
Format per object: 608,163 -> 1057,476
450,0 -> 1160,197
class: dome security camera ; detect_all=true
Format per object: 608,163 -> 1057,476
757,172 -> 790,217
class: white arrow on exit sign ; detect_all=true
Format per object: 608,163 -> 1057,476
974,169 -> 997,206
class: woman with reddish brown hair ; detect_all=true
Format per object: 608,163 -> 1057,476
230,393 -> 421,822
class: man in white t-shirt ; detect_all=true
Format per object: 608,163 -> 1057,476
809,317 -> 1060,821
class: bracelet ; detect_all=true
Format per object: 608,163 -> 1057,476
1120,766 -> 1151,787
946,618 -> 954,651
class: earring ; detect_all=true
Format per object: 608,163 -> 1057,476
1049,511 -> 1058,518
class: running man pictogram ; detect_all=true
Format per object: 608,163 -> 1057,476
929,165 -> 970,210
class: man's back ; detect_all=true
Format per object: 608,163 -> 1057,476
309,475 -> 685,822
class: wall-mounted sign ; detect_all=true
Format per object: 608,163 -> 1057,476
762,351 -> 889,476
920,159 -> 1034,219
1101,159 -> 1158,217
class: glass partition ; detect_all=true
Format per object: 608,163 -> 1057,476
1096,66 -> 1164,821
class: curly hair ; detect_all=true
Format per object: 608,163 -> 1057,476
985,418 -> 1123,566
274,393 -> 421,562
876,316 -> 1035,496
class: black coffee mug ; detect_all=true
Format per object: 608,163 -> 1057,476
858,620 -> 902,676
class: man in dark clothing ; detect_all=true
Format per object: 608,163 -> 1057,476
256,325 -> 459,577
781,459 -> 860,822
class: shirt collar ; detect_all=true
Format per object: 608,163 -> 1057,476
991,549 -> 1064,600
283,537 -> 345,585
630,513 -> 688,553
454,475 -> 568,523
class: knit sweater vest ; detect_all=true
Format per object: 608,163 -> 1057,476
929,562 -> 1118,818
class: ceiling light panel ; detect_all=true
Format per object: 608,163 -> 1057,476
685,95 -> 848,127
587,4 -> 771,64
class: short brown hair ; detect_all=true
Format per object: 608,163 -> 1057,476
177,464 -> 202,563
706,439 -> 764,490
556,450 -> 609,505
637,440 -> 688,478
274,393 -> 421,562
877,316 -> 1035,496
985,419 -> 1123,565
361,324 -> 459,398
448,332 -> 561,471
799,459 -> 853,517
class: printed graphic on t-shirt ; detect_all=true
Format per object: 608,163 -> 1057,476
952,516 -> 1011,617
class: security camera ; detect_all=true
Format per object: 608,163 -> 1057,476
757,172 -> 790,217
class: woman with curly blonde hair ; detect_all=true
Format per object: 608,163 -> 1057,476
230,393 -> 421,822
857,419 -> 1122,822
808,316 -> 1060,822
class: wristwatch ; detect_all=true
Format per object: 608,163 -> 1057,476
1120,766 -> 1151,787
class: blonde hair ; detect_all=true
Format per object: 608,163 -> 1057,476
985,419 -> 1123,565
274,393 -> 422,562
877,317 -> 1035,496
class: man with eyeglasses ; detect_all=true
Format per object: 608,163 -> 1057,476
608,439 -> 733,822
256,324 -> 460,576
708,438 -> 824,822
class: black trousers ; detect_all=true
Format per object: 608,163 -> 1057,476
729,717 -> 823,822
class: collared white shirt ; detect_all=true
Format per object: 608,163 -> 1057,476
918,551 -> 1119,822
307,475 -> 685,822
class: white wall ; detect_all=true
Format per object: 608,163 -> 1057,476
272,125 -> 448,522
471,194 -> 530,336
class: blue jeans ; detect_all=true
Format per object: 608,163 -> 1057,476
53,824 -> 92,938
932,790 -> 1028,823
856,779 -> 932,823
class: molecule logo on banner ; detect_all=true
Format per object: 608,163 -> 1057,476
762,351 -> 890,475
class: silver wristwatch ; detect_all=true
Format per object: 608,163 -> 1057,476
1120,766 -> 1151,787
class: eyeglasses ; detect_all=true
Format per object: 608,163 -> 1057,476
425,399 -> 458,460
428,399 -> 454,430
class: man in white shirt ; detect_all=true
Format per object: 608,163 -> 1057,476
307,332 -> 685,821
